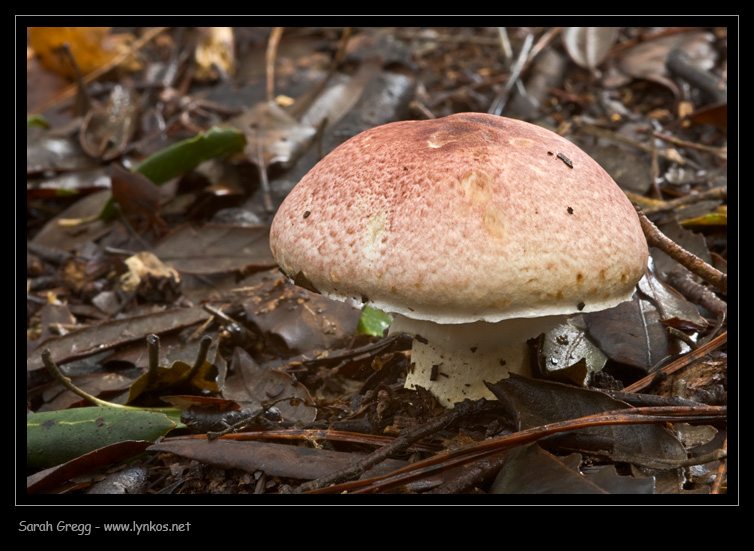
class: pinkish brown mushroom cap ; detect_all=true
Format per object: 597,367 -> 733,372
269,112 -> 648,324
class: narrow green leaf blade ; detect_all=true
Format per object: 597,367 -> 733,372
133,125 -> 246,185
98,125 -> 246,220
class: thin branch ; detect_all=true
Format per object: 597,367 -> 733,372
294,399 -> 483,493
265,27 -> 284,103
42,349 -> 129,409
642,186 -> 727,217
622,331 -> 727,393
488,32 -> 533,116
576,120 -> 700,168
41,346 -> 180,415
41,349 -> 174,414
635,205 -> 727,294
304,404 -> 726,494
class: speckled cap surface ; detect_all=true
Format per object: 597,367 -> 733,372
270,113 -> 648,324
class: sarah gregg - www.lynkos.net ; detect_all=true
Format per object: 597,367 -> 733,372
19,520 -> 191,536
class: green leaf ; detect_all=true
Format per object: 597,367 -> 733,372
27,114 -> 50,129
133,125 -> 246,185
97,126 -> 246,221
27,407 -> 176,470
357,305 -> 393,337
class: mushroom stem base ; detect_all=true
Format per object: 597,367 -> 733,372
405,338 -> 530,408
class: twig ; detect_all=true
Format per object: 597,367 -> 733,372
294,399 -> 483,493
146,334 -> 160,388
635,205 -> 727,294
488,32 -> 533,116
642,186 -> 727,216
205,397 -> 288,440
40,348 -> 174,414
306,404 -> 726,494
652,131 -> 727,159
265,27 -> 284,103
622,330 -> 727,393
41,349 -> 123,409
576,120 -> 700,168
666,265 -> 727,315
427,450 -> 509,494
287,27 -> 353,121
255,138 -> 275,214
170,428 -> 442,454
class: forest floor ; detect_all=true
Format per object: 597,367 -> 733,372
25,26 -> 730,501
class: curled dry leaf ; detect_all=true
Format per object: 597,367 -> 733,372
539,319 -> 607,386
227,57 -> 380,171
27,440 -> 154,494
86,465 -> 149,494
228,101 -> 317,170
617,30 -> 717,97
637,270 -> 708,331
80,83 -> 139,160
118,251 -> 181,302
562,27 -> 619,71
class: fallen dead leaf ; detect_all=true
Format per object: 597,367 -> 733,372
149,437 -> 408,481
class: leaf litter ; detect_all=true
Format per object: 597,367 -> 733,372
25,26 -> 730,497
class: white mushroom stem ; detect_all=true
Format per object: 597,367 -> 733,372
388,314 -> 565,407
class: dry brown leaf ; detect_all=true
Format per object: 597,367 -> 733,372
150,223 -> 275,275
221,347 -> 317,424
617,30 -> 717,97
80,84 -> 139,160
148,437 -> 408,480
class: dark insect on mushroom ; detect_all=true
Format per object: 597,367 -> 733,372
557,152 -> 573,168
269,113 -> 648,407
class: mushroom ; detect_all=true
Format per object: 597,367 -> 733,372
269,113 -> 648,407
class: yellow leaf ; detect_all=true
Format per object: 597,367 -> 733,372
680,206 -> 727,227
28,27 -> 129,79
